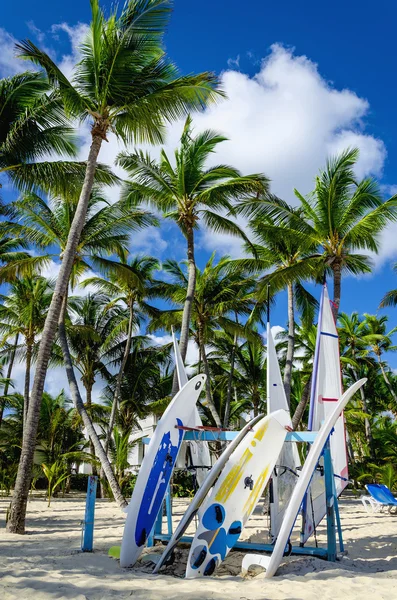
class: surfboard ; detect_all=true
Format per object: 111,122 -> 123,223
241,378 -> 366,579
185,409 -> 290,578
301,283 -> 348,544
172,329 -> 211,487
267,322 -> 301,540
120,373 -> 206,568
152,413 -> 264,573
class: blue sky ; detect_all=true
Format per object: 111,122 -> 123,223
1,0 -> 397,377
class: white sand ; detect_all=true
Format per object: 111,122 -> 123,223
1,493 -> 397,599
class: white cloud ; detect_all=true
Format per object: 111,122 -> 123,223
227,55 -> 240,69
148,334 -> 199,373
271,325 -> 285,341
26,21 -> 46,44
0,28 -> 26,76
40,259 -> 61,282
51,22 -> 89,81
327,131 -> 386,180
130,226 -> 168,256
367,223 -> 397,270
184,44 -> 388,258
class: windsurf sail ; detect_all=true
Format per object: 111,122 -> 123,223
267,321 -> 300,541
300,282 -> 348,544
172,329 -> 211,486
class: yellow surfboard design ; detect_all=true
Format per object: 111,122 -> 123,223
186,411 -> 289,579
243,465 -> 270,521
214,421 -> 269,504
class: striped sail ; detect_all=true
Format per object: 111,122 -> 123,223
267,323 -> 300,540
301,283 -> 348,544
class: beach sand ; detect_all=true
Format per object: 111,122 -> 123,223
1,493 -> 396,599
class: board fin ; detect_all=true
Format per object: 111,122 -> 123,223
241,553 -> 271,576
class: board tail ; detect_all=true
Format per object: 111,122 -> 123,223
241,553 -> 271,576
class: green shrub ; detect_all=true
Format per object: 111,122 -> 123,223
172,470 -> 196,498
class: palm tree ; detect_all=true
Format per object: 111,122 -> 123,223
209,328 -> 240,429
108,336 -> 172,433
0,277 -> 53,425
13,190 -> 155,288
66,292 -> 126,474
12,189 -> 152,502
119,116 -> 268,393
232,337 -> 267,417
0,71 -> 93,196
0,390 -> 87,496
231,206 -> 319,406
151,255 -> 257,425
239,149 -> 397,318
278,319 -> 316,429
67,294 -> 123,409
0,236 -> 41,284
363,314 -> 397,405
338,312 -> 375,454
379,264 -> 397,309
0,334 -> 18,429
82,256 -> 160,455
1,70 -> 114,283
8,0 -> 221,534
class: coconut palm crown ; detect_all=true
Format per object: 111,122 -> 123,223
236,148 -> 397,317
119,116 -> 268,387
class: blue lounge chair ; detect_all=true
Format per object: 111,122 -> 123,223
362,484 -> 397,513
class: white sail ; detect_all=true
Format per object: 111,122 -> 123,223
172,330 -> 211,486
267,322 -> 300,540
301,283 -> 348,544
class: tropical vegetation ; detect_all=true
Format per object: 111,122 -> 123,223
1,0 -> 397,537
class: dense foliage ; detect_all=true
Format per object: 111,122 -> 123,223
1,0 -> 397,531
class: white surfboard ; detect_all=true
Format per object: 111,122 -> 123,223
172,329 -> 211,487
120,374 -> 206,568
153,413 -> 264,573
243,378 -> 366,579
302,283 -> 348,544
185,410 -> 290,578
267,323 -> 301,540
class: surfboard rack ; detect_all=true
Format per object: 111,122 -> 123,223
143,430 -> 344,561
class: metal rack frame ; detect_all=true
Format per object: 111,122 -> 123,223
143,429 -> 344,561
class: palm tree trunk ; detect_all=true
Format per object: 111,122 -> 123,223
197,322 -> 221,427
346,430 -> 355,463
252,390 -> 260,417
23,340 -> 33,429
378,356 -> 397,403
291,374 -> 312,430
86,385 -> 92,408
351,366 -> 374,458
7,133 -> 103,534
223,333 -> 237,428
172,227 -> 196,396
0,333 -> 19,428
105,303 -> 134,454
283,282 -> 294,407
58,298 -> 127,508
332,261 -> 342,319
101,304 -> 134,496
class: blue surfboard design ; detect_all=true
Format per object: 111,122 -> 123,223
135,418 -> 184,546
191,503 -> 242,571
